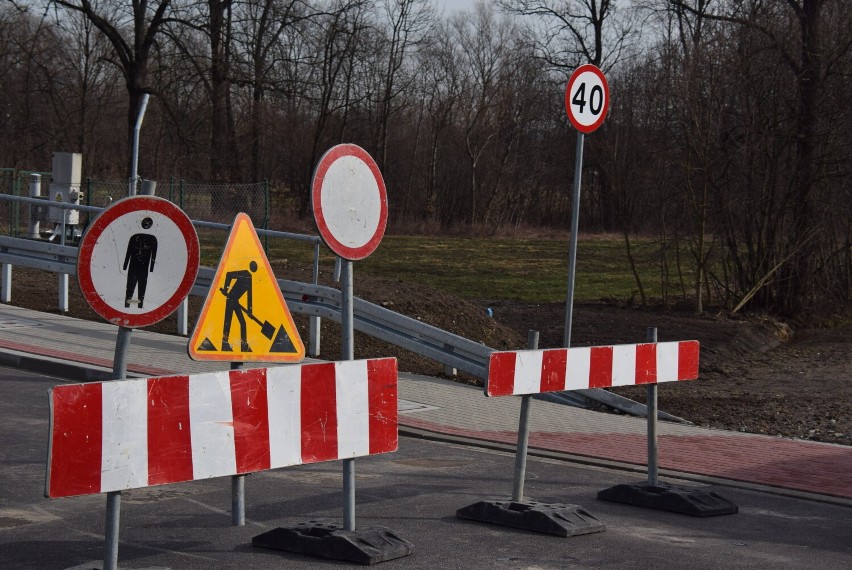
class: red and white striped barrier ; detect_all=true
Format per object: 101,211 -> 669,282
487,341 -> 699,397
46,358 -> 398,498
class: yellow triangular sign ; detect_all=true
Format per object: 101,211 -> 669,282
188,213 -> 305,362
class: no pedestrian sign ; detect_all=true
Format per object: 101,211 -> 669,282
565,64 -> 610,134
77,196 -> 199,328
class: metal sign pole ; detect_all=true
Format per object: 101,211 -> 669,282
511,330 -> 540,502
646,327 -> 659,485
232,360 -> 246,526
129,94 -> 150,197
104,325 -> 132,570
104,491 -> 121,570
563,131 -> 585,348
341,258 -> 356,531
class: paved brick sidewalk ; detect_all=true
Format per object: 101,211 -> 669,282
1,303 -> 850,503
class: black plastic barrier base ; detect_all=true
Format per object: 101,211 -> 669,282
597,481 -> 738,517
252,521 -> 414,565
456,499 -> 606,537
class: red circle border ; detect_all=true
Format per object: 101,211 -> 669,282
77,196 -> 199,328
311,144 -> 388,261
565,64 -> 610,134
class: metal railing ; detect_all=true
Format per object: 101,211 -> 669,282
0,193 -> 669,418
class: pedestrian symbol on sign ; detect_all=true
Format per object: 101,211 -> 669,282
123,217 -> 158,309
77,195 -> 199,329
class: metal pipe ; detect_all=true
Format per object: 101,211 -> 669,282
341,258 -> 356,531
341,259 -> 354,360
231,361 -> 246,525
129,94 -> 150,197
232,475 -> 246,526
104,491 -> 121,570
103,325 -> 132,569
1,264 -> 10,303
309,242 -> 321,356
28,173 -> 41,239
647,327 -> 659,485
563,132 -> 585,349
112,326 -> 132,380
58,206 -> 68,312
511,330 -> 540,502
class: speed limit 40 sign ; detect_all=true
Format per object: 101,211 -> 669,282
565,64 -> 609,133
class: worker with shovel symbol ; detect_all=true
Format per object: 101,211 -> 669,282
220,261 -> 258,352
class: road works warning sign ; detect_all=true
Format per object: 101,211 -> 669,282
188,213 -> 304,362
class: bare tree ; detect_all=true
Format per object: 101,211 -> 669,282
372,0 -> 433,169
497,0 -> 637,70
666,0 -> 851,315
48,0 -> 176,178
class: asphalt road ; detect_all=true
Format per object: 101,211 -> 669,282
1,365 -> 850,569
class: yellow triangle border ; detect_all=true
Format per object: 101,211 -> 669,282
187,213 -> 305,362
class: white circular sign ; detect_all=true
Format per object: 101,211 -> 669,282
77,196 -> 199,328
312,144 -> 388,261
565,64 -> 610,133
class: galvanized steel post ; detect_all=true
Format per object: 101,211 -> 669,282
58,207 -> 68,313
308,242 -> 321,356
647,327 -> 659,485
104,491 -> 121,570
112,326 -> 132,381
511,330 -> 539,502
28,173 -> 41,239
104,325 -> 133,569
128,94 -> 149,197
231,360 -> 247,526
341,259 -> 356,531
563,132 -> 585,348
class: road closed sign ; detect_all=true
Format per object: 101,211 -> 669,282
565,64 -> 609,134
311,144 -> 388,261
77,196 -> 199,328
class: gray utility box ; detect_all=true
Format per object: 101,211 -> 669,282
48,152 -> 82,225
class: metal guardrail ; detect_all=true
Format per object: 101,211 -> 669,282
0,195 -> 672,419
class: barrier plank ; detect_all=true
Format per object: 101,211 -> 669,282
46,358 -> 398,498
486,341 -> 699,397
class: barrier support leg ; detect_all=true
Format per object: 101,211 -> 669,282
104,491 -> 121,570
511,330 -> 539,502
456,330 -> 606,538
232,474 -> 246,526
252,259 -> 414,564
308,242 -> 321,357
597,328 -> 738,517
231,361 -> 246,526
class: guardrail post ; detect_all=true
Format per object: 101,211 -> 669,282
443,343 -> 457,377
177,298 -> 189,336
1,262 -> 10,303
